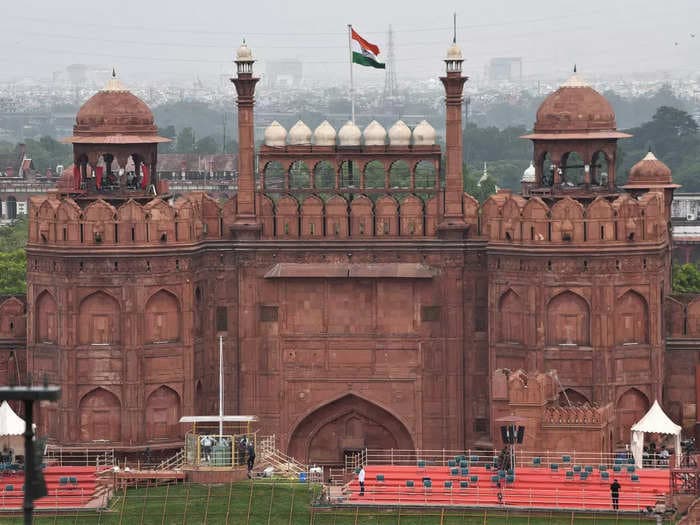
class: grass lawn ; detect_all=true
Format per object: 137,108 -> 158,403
1,481 -> 664,524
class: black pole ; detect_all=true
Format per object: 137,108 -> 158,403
23,399 -> 33,525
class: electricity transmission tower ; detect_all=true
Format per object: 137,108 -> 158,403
382,25 -> 398,109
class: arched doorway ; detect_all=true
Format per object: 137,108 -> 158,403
616,388 -> 649,444
145,386 -> 181,441
287,394 -> 414,466
5,196 -> 17,220
79,388 -> 121,442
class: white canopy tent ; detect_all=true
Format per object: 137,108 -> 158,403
630,400 -> 681,469
0,401 -> 29,460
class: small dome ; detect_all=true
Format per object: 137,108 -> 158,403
627,151 -> 672,185
446,42 -> 463,60
313,120 -> 337,146
288,120 -> 312,145
522,161 -> 536,183
388,120 -> 411,146
534,73 -> 616,133
264,121 -> 287,147
338,121 -> 361,146
412,120 -> 436,145
236,41 -> 253,61
363,120 -> 387,146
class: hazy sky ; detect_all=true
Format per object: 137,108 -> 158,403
3,0 -> 699,84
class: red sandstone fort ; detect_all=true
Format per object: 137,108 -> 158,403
0,40 -> 697,466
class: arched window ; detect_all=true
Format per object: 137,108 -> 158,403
364,160 -> 385,189
313,161 -> 336,190
591,151 -> 610,186
498,290 -> 524,344
145,290 -> 180,343
289,161 -> 310,189
540,153 -> 553,186
79,388 -> 120,442
339,161 -> 360,188
615,291 -> 649,345
389,160 -> 410,189
561,152 -> 585,186
6,196 -> 17,220
263,161 -> 285,191
414,160 -> 436,189
546,291 -> 590,346
78,291 -> 120,345
36,291 -> 57,344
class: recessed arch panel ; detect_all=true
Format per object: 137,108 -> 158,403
79,388 -> 120,442
546,291 -> 590,346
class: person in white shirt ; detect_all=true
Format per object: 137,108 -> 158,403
358,466 -> 366,496
200,435 -> 214,462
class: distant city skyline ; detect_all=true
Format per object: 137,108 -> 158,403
2,0 -> 699,84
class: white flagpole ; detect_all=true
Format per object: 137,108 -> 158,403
348,24 -> 355,123
219,335 -> 223,439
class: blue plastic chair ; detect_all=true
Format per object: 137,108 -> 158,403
565,471 -> 574,480
562,455 -> 572,464
450,468 -> 459,476
613,465 -> 622,473
459,481 -> 469,489
573,465 -> 582,473
631,474 -> 640,482
532,457 -> 542,466
470,475 -> 478,484
626,465 -> 635,474
406,480 -> 414,488
550,463 -> 559,472
448,459 -> 456,467
444,481 -> 453,489
490,475 -> 500,484
423,479 -> 432,489
601,471 -> 610,480
376,474 -> 385,483
459,460 -> 468,468
460,467 -> 469,476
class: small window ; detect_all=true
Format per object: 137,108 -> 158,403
616,259 -> 621,271
260,305 -> 279,322
473,418 -> 488,433
583,260 -> 588,272
547,260 -> 552,271
421,306 -> 441,322
216,306 -> 228,332
643,258 -> 647,270
113,261 -> 118,271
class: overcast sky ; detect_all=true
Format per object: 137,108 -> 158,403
3,0 -> 698,84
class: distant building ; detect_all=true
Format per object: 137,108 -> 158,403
265,59 -> 303,88
487,57 -> 522,83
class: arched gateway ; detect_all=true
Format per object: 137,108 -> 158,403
287,394 -> 414,465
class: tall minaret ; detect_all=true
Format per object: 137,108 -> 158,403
231,41 -> 261,237
438,21 -> 469,237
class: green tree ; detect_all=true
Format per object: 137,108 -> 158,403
195,135 -> 220,155
0,216 -> 28,251
158,125 -> 177,153
672,263 -> 700,293
176,127 -> 196,153
0,250 -> 26,294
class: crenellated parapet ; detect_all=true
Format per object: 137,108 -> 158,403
481,191 -> 667,245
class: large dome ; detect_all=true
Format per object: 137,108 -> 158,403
534,73 -> 616,134
627,151 -> 672,186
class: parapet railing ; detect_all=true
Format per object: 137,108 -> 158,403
44,446 -> 115,468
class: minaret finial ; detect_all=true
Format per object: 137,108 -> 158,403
573,64 -> 577,73
112,67 -> 116,78
453,13 -> 457,44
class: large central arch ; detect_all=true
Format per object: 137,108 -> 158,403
287,394 -> 414,465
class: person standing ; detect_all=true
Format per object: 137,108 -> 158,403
358,466 -> 366,496
610,479 -> 621,510
201,435 -> 213,463
246,441 -> 256,478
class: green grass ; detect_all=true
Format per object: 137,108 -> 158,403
0,481 -> 664,524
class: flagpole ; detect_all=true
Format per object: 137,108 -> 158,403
348,24 -> 355,123
219,334 -> 223,440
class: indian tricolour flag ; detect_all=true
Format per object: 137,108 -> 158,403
350,27 -> 385,69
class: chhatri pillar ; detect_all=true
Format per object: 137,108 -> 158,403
438,38 -> 469,238
231,41 -> 262,238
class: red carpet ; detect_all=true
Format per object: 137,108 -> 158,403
347,465 -> 669,512
0,466 -> 103,509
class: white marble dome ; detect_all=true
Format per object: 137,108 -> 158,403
338,121 -> 362,146
236,41 -> 253,61
313,120 -> 336,146
363,120 -> 387,146
446,42 -> 463,60
288,120 -> 312,145
522,161 -> 536,183
412,120 -> 436,145
388,120 -> 411,146
263,121 -> 287,147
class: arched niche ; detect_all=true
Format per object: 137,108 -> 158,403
145,290 -> 181,344
616,388 -> 649,444
591,151 -> 610,186
145,386 -> 181,441
35,291 -> 57,344
415,160 -> 436,189
546,291 -> 590,346
399,194 -> 423,236
614,291 -> 649,345
0,297 -> 24,338
374,195 -> 398,236
350,195 -> 374,237
300,195 -> 324,238
540,152 -> 553,186
263,161 -> 285,191
289,160 -> 311,189
79,388 -> 121,442
498,290 -> 525,344
364,160 -> 385,189
339,160 -> 360,189
313,161 -> 336,190
551,197 -> 584,242
276,195 -> 300,238
558,388 -> 590,406
522,197 -> 549,241
324,195 -> 349,238
287,394 -> 414,465
389,160 -> 410,189
78,291 -> 120,345
561,151 -> 585,186
587,197 -> 614,241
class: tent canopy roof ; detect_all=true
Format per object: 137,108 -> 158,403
0,401 -> 26,436
630,400 -> 681,435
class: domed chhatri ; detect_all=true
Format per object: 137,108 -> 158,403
412,120 -> 436,146
263,121 -> 287,147
236,40 -> 253,61
363,120 -> 387,146
313,120 -> 337,146
446,42 -> 463,61
288,120 -> 312,145
534,72 -> 617,134
337,121 -> 362,146
522,161 -> 536,183
626,151 -> 673,186
388,120 -> 411,146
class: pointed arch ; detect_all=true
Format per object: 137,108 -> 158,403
145,289 -> 181,343
522,197 -> 549,241
615,290 -> 649,345
551,197 -> 584,242
546,291 -> 590,346
145,386 -> 181,440
375,195 -> 398,236
364,160 -> 385,189
79,388 -> 121,442
300,195 -> 324,238
558,388 -> 590,406
0,297 -> 24,338
399,194 -> 424,236
587,197 -> 614,241
498,289 -> 525,344
324,195 -> 349,238
276,195 -> 300,238
350,195 -> 374,237
313,160 -> 337,190
78,291 -> 120,345
616,388 -> 650,444
287,393 -> 415,465
389,160 -> 411,189
35,290 -> 57,344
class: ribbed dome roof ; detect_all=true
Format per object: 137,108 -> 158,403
627,151 -> 672,185
75,79 -> 155,133
288,120 -> 312,145
313,120 -> 336,146
388,120 -> 411,146
236,41 -> 253,61
363,120 -> 387,146
264,121 -> 287,147
412,120 -> 436,145
522,161 -> 536,183
534,73 -> 616,133
446,42 -> 463,60
338,121 -> 361,146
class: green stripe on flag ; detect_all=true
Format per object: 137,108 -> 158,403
352,51 -> 385,69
